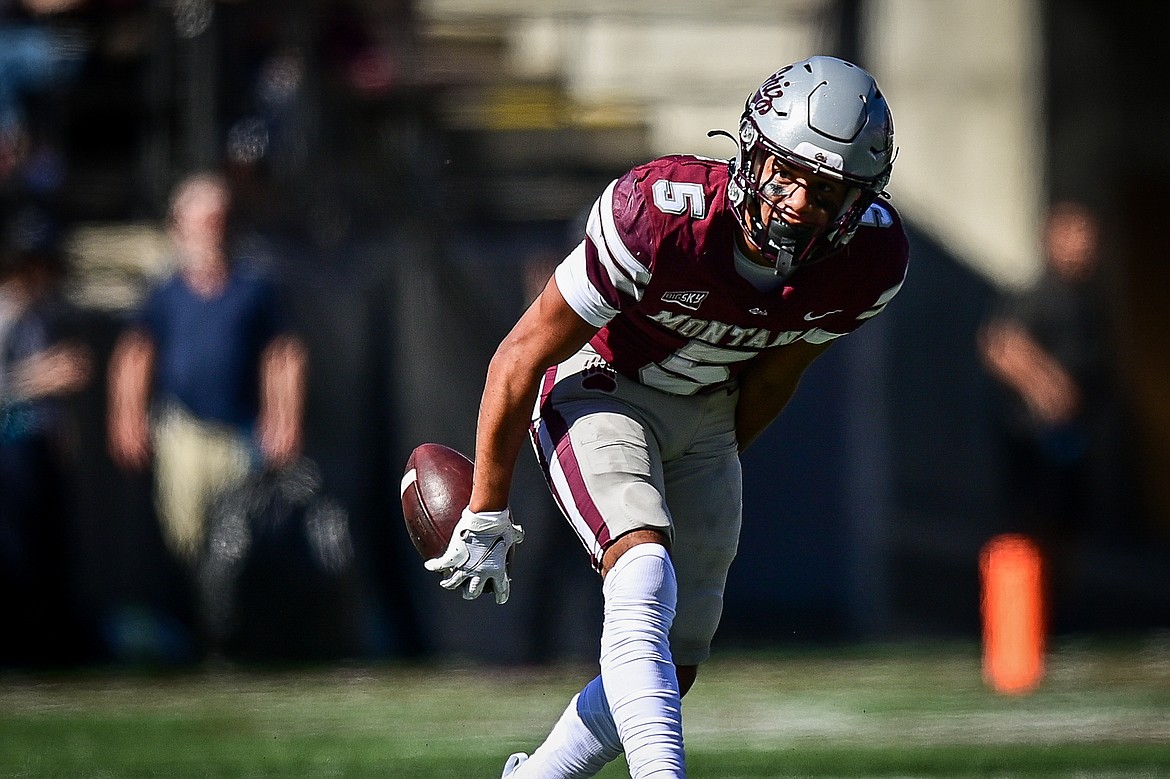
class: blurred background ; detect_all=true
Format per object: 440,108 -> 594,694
0,0 -> 1167,670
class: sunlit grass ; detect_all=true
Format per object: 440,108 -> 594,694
1,640 -> 1168,777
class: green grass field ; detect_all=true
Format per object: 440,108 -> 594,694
2,640 -> 1169,777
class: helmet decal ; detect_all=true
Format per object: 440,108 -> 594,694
750,72 -> 789,116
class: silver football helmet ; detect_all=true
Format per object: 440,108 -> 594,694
723,56 -> 895,276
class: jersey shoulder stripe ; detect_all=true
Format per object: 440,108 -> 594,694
593,179 -> 651,294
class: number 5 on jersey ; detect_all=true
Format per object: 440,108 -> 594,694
652,180 -> 707,218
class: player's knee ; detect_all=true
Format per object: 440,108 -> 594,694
601,528 -> 671,577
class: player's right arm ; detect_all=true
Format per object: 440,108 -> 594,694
470,274 -> 599,512
424,275 -> 597,603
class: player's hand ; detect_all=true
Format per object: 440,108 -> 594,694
424,507 -> 524,604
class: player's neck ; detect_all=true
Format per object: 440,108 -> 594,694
732,239 -> 786,292
734,231 -> 771,269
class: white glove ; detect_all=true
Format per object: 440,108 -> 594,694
424,507 -> 524,604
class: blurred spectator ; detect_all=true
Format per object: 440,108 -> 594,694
979,201 -> 1135,544
0,204 -> 91,665
107,171 -> 307,572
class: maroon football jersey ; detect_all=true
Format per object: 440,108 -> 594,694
554,155 -> 909,395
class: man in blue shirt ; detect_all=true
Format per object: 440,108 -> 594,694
108,172 -> 306,565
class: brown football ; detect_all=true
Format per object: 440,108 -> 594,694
400,443 -> 473,561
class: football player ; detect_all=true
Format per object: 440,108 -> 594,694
426,55 -> 909,778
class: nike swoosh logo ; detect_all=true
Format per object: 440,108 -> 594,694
803,309 -> 843,321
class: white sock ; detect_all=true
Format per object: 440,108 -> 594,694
511,677 -> 621,778
600,544 -> 685,778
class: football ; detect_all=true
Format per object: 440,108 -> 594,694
400,442 -> 473,561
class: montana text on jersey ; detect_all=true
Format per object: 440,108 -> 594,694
554,155 -> 909,396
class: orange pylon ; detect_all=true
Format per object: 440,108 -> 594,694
980,533 -> 1045,694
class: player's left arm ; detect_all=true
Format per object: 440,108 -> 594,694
735,339 -> 832,453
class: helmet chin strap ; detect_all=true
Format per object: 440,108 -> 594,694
765,218 -> 805,277
748,211 -> 815,278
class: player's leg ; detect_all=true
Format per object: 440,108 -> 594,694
506,539 -> 683,779
660,387 -> 742,675
597,536 -> 685,777
506,661 -> 700,777
524,393 -> 741,779
557,430 -> 736,775
519,378 -> 685,777
503,673 -> 622,778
